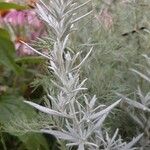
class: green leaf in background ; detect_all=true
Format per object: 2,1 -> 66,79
0,28 -> 22,74
0,28 -> 10,39
0,95 -> 36,123
15,56 -> 45,64
0,95 -> 50,150
19,133 -> 49,150
0,2 -> 26,10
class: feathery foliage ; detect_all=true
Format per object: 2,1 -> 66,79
21,0 -> 143,149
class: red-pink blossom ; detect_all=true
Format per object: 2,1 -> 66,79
2,9 -> 45,56
4,10 -> 42,27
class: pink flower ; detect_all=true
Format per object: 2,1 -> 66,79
4,10 -> 26,26
4,10 -> 40,26
27,11 -> 42,28
16,41 -> 34,56
3,8 -> 45,56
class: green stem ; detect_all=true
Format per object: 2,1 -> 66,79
0,133 -> 7,150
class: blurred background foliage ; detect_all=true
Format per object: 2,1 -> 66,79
0,1 -> 52,150
0,0 -> 150,149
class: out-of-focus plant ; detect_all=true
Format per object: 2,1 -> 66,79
19,0 -> 143,149
0,28 -> 21,73
76,0 -> 150,141
118,55 -> 150,149
0,1 -> 45,56
0,1 -> 51,150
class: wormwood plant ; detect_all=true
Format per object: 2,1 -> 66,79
118,55 -> 150,149
20,0 -> 143,149
79,0 -> 150,103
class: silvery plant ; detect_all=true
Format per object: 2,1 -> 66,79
118,55 -> 150,150
22,0 -> 143,149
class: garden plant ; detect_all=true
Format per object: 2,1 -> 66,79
0,0 -> 150,150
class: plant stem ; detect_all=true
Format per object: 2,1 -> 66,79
0,133 -> 7,150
